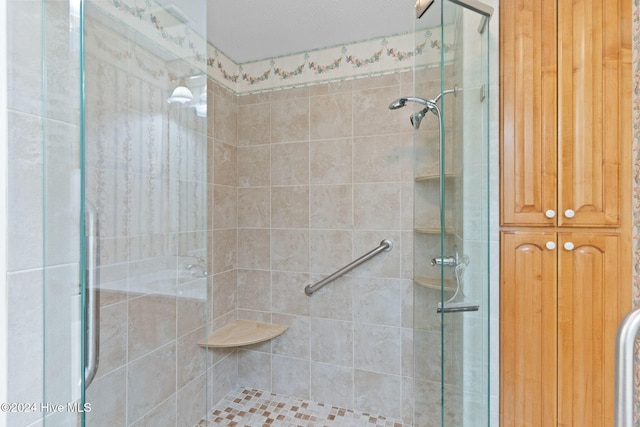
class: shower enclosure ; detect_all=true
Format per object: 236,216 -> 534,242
6,0 -> 494,425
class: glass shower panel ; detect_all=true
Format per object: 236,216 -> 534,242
42,0 -> 83,425
40,0 -> 210,424
413,1 -> 491,426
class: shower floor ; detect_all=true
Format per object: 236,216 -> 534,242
197,387 -> 410,427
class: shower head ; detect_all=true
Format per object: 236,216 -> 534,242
410,109 -> 428,130
388,87 -> 458,129
388,97 -> 437,110
388,97 -> 439,129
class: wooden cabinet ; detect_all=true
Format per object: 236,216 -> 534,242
500,0 -> 631,426
557,233 -> 624,426
501,231 -> 626,427
500,231 -> 557,427
501,0 -> 630,228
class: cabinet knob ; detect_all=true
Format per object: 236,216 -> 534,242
564,242 -> 575,251
564,209 -> 575,218
545,241 -> 556,250
545,210 -> 556,219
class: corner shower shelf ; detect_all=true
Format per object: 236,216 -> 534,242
197,320 -> 288,348
415,173 -> 456,182
414,276 -> 456,292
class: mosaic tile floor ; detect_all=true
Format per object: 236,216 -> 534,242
197,387 -> 411,427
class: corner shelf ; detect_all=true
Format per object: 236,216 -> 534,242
198,320 -> 288,348
414,276 -> 456,292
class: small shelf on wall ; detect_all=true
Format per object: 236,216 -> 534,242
415,173 -> 457,182
197,320 -> 288,348
414,276 -> 456,292
415,227 -> 456,235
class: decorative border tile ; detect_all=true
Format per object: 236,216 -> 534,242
95,0 -> 453,95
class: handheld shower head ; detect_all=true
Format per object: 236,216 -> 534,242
388,97 -> 439,129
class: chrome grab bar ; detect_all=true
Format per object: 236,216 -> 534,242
615,307 -> 640,427
84,202 -> 100,388
305,240 -> 393,296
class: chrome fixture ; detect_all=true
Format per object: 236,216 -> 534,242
615,307 -> 640,427
305,240 -> 393,296
432,247 -> 479,313
388,87 -> 458,129
84,201 -> 100,388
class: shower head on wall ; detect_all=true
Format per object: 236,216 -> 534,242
410,109 -> 428,130
388,87 -> 458,129
388,96 -> 439,130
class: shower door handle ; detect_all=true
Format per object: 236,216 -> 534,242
84,202 -> 100,388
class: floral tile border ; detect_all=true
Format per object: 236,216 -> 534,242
96,0 -> 453,95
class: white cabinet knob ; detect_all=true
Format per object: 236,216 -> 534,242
564,242 -> 575,251
564,209 -> 575,218
545,241 -> 556,250
545,210 -> 555,219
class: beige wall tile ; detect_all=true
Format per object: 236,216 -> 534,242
353,324 -> 401,375
86,368 -> 128,426
128,294 -> 177,361
271,314 -> 310,359
271,229 -> 309,272
310,318 -> 353,367
237,269 -> 271,311
309,230 -> 353,275
177,373 -> 208,427
177,327 -> 208,389
238,102 -> 271,146
352,86 -> 404,137
309,138 -> 353,185
127,343 -> 177,422
271,142 -> 309,186
310,92 -> 353,140
354,370 -> 402,420
271,98 -> 309,143
354,183 -> 401,230
238,187 -> 270,228
272,355 -> 310,399
237,228 -> 271,269
238,350 -> 272,391
238,145 -> 270,187
211,270 -> 237,320
352,277 -> 402,327
213,140 -> 238,187
310,362 -> 353,410
213,184 -> 238,229
271,186 -> 309,228
310,184 -> 353,229
212,228 -> 237,274
271,271 -> 310,316
353,135 -> 402,183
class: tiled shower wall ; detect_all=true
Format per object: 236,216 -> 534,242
207,68 -> 444,424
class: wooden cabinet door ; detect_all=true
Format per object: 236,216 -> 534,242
557,232 -> 627,427
500,231 -> 557,427
557,0 -> 630,227
501,0 -> 557,226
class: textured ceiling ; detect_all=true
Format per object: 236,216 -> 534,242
207,0 -> 443,63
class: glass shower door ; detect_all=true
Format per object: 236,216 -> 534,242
413,1 -> 492,426
41,1 -> 209,426
42,0 -> 84,425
